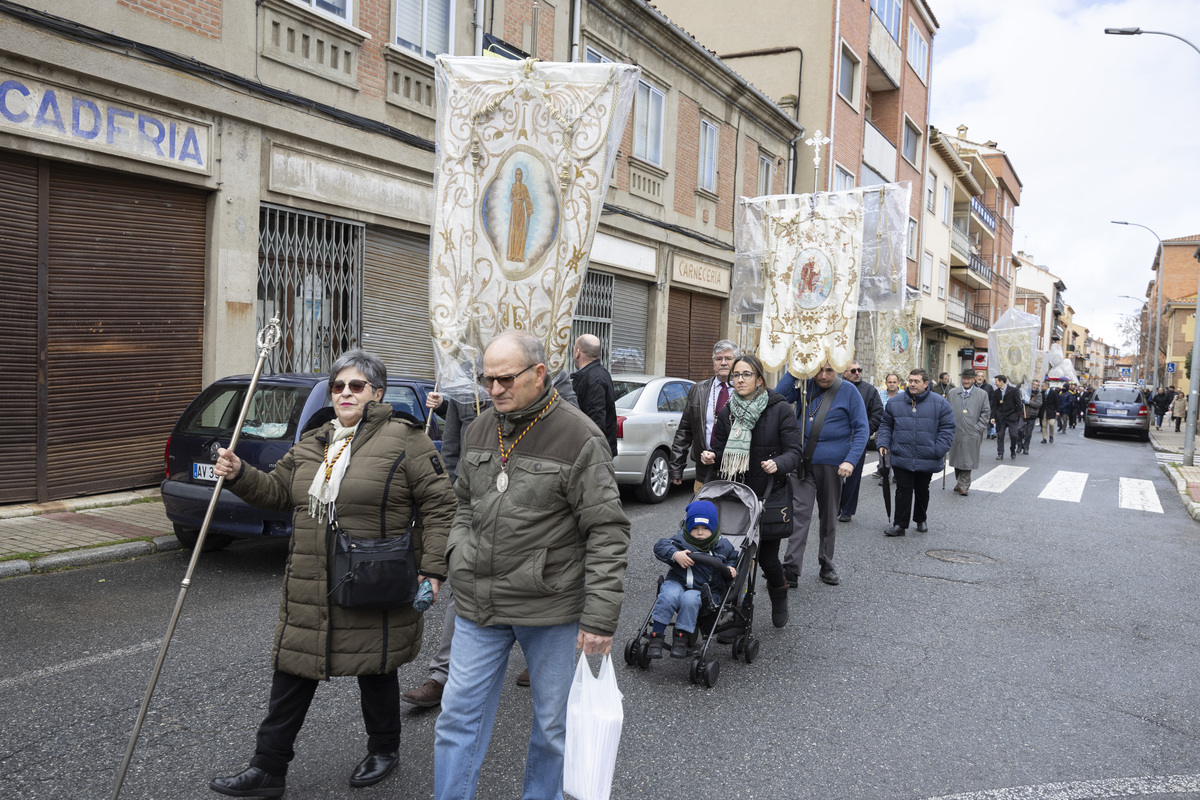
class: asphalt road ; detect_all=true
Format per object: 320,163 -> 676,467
3,426 -> 1200,800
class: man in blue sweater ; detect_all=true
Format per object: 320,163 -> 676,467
775,362 -> 869,586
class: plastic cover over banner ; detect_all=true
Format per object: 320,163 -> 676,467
987,308 -> 1041,385
429,56 -> 638,401
873,286 -> 923,382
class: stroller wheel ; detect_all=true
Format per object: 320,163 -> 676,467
637,640 -> 653,669
689,655 -> 702,684
623,637 -> 638,666
744,637 -> 761,664
703,658 -> 720,688
732,634 -> 747,660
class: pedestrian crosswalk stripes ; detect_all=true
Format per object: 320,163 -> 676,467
1119,477 -> 1164,513
970,465 -> 1029,493
1037,471 -> 1088,503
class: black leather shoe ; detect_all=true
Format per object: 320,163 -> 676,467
819,567 -> 840,585
996,454 -> 1003,460
915,522 -> 928,533
784,567 -> 799,589
350,752 -> 398,788
837,514 -> 852,522
884,525 -> 906,537
210,767 -> 285,798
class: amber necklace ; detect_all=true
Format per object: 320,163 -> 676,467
322,436 -> 354,481
495,390 -> 557,493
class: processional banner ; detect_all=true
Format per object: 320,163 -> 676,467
987,308 -> 1041,385
732,184 -> 911,379
874,286 -> 922,381
429,56 -> 638,400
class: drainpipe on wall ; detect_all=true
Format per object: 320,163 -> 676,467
826,0 -> 841,192
474,0 -> 484,56
571,0 -> 582,62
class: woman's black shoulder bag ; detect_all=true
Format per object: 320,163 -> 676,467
326,486 -> 420,611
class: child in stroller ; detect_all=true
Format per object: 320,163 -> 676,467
647,500 -> 738,659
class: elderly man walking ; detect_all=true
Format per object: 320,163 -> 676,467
946,367 -> 991,496
776,362 -> 869,586
671,340 -> 738,491
570,333 -> 618,456
433,331 -> 630,800
837,360 -> 884,523
991,374 -> 1023,460
877,369 -> 955,536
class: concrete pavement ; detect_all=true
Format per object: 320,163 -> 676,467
1149,425 -> 1200,520
0,489 -> 181,578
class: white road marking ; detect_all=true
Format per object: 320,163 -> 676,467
0,640 -> 158,691
921,773 -> 1200,800
1119,477 -> 1164,513
969,465 -> 1028,493
1038,470 -> 1088,503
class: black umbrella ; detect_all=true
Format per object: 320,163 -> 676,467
880,450 -> 893,523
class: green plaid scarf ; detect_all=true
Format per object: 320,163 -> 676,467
719,387 -> 768,479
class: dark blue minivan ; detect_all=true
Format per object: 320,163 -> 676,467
161,373 -> 440,550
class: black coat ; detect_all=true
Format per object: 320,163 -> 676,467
570,359 -> 618,456
1041,388 -> 1060,421
850,378 -> 885,440
711,391 -> 803,498
992,385 -> 1023,424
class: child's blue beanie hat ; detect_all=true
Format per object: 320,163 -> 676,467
685,500 -> 719,534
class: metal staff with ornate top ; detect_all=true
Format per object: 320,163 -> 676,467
110,316 -> 283,800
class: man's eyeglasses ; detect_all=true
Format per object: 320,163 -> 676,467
478,363 -> 536,389
332,379 -> 373,394
848,368 -> 863,374
730,371 -> 757,381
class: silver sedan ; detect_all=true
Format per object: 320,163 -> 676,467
612,374 -> 696,503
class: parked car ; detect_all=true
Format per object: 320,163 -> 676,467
1084,385 -> 1150,441
161,372 -> 440,550
611,374 -> 696,503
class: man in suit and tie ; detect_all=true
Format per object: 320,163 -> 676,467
671,340 -> 737,492
990,374 -> 1024,460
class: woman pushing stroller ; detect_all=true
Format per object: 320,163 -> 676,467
648,500 -> 738,659
700,353 -> 802,628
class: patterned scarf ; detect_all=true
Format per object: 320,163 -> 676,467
719,387 -> 769,480
307,419 -> 355,522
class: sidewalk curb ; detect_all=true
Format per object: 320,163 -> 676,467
0,488 -> 161,521
2,533 -> 184,578
1161,464 -> 1200,522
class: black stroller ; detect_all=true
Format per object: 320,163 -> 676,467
623,480 -> 763,687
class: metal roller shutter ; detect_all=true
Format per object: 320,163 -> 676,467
44,163 -> 206,499
666,290 -> 691,378
362,226 -> 435,380
610,276 -> 648,374
0,153 -> 40,502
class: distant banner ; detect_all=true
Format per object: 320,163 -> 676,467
429,56 -> 637,401
987,308 -> 1041,385
874,286 -> 922,381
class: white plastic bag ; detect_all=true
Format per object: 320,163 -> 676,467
563,654 -> 623,800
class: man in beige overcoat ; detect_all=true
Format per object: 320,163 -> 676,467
947,367 -> 992,496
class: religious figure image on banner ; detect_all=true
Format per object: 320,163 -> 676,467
987,308 -> 1040,385
749,190 -> 866,378
874,286 -> 921,380
429,56 -> 638,401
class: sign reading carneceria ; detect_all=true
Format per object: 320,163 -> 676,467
0,75 -> 211,174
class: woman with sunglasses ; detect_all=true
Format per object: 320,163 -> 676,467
700,354 -> 802,628
208,348 -> 455,798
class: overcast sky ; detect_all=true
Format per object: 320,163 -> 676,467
929,0 -> 1199,353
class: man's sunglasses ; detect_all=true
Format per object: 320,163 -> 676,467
848,368 -> 863,374
331,379 -> 374,394
478,363 -> 536,389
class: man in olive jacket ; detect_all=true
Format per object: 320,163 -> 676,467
434,331 -> 630,800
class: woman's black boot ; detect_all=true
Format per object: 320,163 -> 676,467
767,584 -> 789,628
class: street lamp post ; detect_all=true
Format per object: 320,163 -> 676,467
1106,25 -> 1200,465
1113,222 -> 1163,388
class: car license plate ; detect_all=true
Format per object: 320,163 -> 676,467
1108,409 -> 1127,416
193,462 -> 217,482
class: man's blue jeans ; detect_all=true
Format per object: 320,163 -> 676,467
650,579 -> 700,633
434,616 -> 578,800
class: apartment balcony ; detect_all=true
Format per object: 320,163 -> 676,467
862,121 -> 897,183
952,251 -> 993,290
950,224 -> 970,266
965,307 -> 988,333
866,12 -> 902,91
970,196 -> 996,233
1053,294 -> 1065,316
